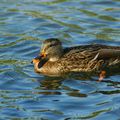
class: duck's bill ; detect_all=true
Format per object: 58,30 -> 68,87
31,52 -> 47,64
31,55 -> 42,64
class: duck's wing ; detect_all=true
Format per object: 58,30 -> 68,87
60,44 -> 120,72
62,44 -> 120,68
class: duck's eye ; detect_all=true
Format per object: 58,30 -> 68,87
49,42 -> 59,48
49,44 -> 54,48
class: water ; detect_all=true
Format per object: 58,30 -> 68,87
0,0 -> 120,119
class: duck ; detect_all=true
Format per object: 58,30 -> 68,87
32,38 -> 120,80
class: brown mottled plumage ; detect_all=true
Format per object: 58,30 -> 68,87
32,38 -> 120,76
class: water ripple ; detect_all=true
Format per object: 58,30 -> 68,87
0,0 -> 120,119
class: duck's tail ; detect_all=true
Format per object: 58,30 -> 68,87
98,49 -> 120,59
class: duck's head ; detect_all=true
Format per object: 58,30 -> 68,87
41,38 -> 63,61
32,38 -> 63,64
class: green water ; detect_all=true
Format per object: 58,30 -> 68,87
0,0 -> 120,120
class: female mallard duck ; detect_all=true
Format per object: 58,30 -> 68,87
32,38 -> 120,79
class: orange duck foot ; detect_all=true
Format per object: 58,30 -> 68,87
98,70 -> 106,82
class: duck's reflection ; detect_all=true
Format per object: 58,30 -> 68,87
35,74 -> 91,97
34,69 -> 120,97
40,76 -> 63,90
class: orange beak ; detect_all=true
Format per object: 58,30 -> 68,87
32,58 -> 40,64
31,52 -> 46,64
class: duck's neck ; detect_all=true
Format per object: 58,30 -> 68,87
49,49 -> 63,62
49,53 -> 63,62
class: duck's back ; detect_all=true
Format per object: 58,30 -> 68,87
59,44 -> 120,72
63,44 -> 120,53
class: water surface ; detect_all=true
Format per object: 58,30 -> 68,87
0,0 -> 120,120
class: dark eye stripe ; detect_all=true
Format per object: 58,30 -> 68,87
49,42 -> 60,47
